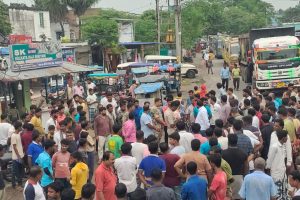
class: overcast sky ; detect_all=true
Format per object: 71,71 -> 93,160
3,0 -> 300,13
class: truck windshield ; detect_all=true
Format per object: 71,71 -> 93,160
231,44 -> 240,55
257,49 -> 299,61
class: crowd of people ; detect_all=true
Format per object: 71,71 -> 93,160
0,73 -> 300,200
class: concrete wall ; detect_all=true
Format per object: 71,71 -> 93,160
50,22 -> 71,41
9,9 -> 51,41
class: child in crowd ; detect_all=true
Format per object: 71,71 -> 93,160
108,124 -> 123,159
47,125 -> 56,141
52,139 -> 71,189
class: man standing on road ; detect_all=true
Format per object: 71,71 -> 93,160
220,61 -> 230,91
95,151 -> 117,200
140,105 -> 159,138
0,114 -> 13,150
195,100 -> 210,135
239,157 -> 277,200
232,63 -> 240,91
94,107 -> 112,161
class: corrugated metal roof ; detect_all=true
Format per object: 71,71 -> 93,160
0,62 -> 94,82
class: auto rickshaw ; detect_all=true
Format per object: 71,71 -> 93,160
87,73 -> 122,94
134,82 -> 165,104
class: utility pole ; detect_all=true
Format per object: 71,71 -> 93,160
174,0 -> 182,62
156,0 -> 161,54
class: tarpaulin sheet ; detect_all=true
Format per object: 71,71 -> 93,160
134,82 -> 163,94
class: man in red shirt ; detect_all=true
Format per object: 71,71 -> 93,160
209,154 -> 227,200
94,107 -> 112,161
95,151 -> 117,200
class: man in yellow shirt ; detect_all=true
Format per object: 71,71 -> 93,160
231,63 -> 240,91
30,108 -> 45,135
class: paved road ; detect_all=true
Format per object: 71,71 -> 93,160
181,53 -> 247,99
5,54 -> 249,200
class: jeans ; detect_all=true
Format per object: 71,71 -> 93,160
233,77 -> 240,90
222,78 -> 229,91
87,151 -> 94,182
12,160 -> 24,187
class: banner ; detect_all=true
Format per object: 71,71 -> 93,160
62,47 -> 76,62
9,35 -> 32,44
10,42 -> 63,72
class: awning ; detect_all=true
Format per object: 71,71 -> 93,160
0,62 -> 95,82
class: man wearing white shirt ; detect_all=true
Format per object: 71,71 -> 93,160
131,131 -> 148,166
209,96 -> 221,127
266,130 -> 289,199
195,100 -> 210,135
86,88 -> 98,123
0,114 -> 14,149
86,78 -> 96,90
269,119 -> 293,170
176,121 -> 194,153
53,120 -> 67,151
45,109 -> 57,133
114,143 -> 137,193
100,92 -> 117,110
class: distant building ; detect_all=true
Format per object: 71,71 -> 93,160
9,8 -> 51,41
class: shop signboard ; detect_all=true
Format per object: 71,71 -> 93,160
62,47 -> 76,62
10,42 -> 63,72
9,34 -> 32,44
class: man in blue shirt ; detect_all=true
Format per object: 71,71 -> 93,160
220,62 -> 230,90
134,100 -> 143,130
181,161 -> 207,200
27,131 -> 44,168
239,157 -> 277,200
138,142 -> 166,188
35,140 -> 56,191
200,128 -> 221,155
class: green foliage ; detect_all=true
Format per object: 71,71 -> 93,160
0,1 -> 11,36
34,0 -> 68,23
180,0 -> 274,48
65,0 -> 99,17
81,13 -> 119,48
279,2 -> 300,23
135,10 -> 156,42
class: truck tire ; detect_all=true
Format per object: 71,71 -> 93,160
186,70 -> 196,78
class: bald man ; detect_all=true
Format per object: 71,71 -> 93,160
239,157 -> 277,200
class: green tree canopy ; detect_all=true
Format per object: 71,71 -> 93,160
0,1 -> 11,36
135,10 -> 156,42
180,0 -> 274,48
81,10 -> 119,47
279,2 -> 300,23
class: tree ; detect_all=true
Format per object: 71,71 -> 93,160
279,2 -> 300,23
65,0 -> 99,39
34,0 -> 68,37
0,1 -> 11,36
180,0 -> 274,48
135,10 -> 157,42
81,9 -> 121,71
